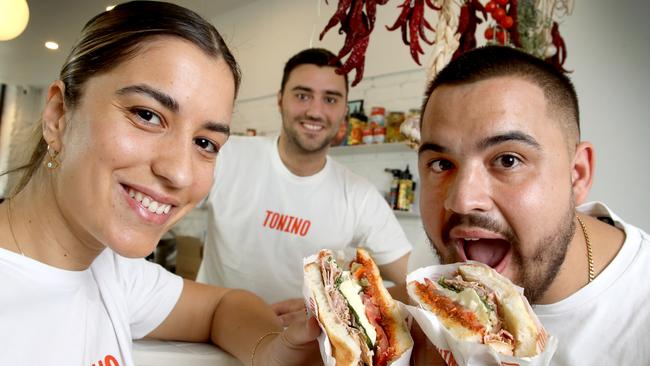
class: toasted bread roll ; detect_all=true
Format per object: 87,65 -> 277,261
304,249 -> 413,365
408,262 -> 542,357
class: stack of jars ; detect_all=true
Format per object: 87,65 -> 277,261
345,105 -> 415,146
364,107 -> 387,144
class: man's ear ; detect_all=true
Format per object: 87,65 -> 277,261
571,141 -> 595,205
42,80 -> 68,152
276,90 -> 283,111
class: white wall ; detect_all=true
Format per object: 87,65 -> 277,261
212,0 -> 650,232
0,86 -> 46,197
561,0 -> 650,229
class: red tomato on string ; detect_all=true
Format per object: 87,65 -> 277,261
496,30 -> 507,44
485,1 -> 496,13
492,7 -> 506,21
484,27 -> 494,40
496,0 -> 509,5
499,15 -> 514,29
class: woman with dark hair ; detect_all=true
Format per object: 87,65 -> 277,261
0,2 -> 320,365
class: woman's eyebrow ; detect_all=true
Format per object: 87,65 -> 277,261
117,83 -> 230,135
116,84 -> 179,112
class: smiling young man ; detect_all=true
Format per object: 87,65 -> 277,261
413,45 -> 650,364
197,48 -> 412,324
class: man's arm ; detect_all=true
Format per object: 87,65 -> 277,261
378,252 -> 410,303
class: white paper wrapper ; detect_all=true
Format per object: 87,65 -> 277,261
302,254 -> 413,366
405,263 -> 558,366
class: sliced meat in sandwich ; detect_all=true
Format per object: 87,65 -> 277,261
408,262 -> 543,357
304,248 -> 413,366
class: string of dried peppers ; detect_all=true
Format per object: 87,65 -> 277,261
320,0 -> 574,86
319,0 -> 391,86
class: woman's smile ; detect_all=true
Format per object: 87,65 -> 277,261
121,184 -> 176,225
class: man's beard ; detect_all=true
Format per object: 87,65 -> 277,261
431,204 -> 576,304
282,116 -> 336,154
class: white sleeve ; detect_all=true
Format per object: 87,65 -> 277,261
116,257 -> 184,339
353,186 -> 413,265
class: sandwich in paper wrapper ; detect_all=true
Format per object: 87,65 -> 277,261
302,249 -> 413,366
405,261 -> 557,366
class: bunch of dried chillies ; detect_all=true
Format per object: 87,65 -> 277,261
385,0 -> 440,65
452,0 -> 487,60
319,0 -> 391,86
320,0 -> 572,86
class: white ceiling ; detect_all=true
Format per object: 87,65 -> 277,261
0,0 -> 256,87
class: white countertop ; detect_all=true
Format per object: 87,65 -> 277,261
133,339 -> 242,366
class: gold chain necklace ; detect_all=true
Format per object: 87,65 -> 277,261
576,215 -> 595,283
6,200 -> 26,256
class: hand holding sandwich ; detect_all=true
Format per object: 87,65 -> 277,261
303,248 -> 413,366
251,312 -> 324,366
271,298 -> 308,327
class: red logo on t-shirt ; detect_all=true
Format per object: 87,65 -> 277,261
91,354 -> 120,366
263,210 -> 311,237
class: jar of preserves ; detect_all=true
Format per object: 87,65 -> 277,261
362,126 -> 374,144
373,126 -> 386,144
369,106 -> 386,128
386,111 -> 405,143
347,115 -> 365,145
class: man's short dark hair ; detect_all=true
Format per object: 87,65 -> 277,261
280,48 -> 349,94
422,45 -> 580,140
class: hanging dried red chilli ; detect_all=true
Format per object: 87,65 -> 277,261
319,0 -> 390,86
452,0 -> 487,61
320,0 -> 573,84
385,0 -> 440,65
546,21 -> 569,73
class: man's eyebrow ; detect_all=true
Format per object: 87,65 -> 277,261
291,86 -> 313,94
291,85 -> 344,98
116,84 -> 179,112
418,142 -> 448,155
203,121 -> 230,136
418,131 -> 540,156
477,131 -> 541,150
324,90 -> 344,98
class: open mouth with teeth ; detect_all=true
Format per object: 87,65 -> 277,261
460,238 -> 512,270
301,121 -> 325,132
127,188 -> 172,216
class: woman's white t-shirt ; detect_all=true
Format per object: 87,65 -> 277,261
0,248 -> 183,366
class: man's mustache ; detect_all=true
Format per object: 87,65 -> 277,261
300,115 -> 325,123
441,213 -> 517,244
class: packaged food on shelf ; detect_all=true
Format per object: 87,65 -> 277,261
385,165 -> 416,211
362,126 -> 374,144
369,106 -> 386,127
401,108 -> 422,147
386,111 -> 406,143
397,165 -> 414,211
384,168 -> 401,209
373,125 -> 386,144
347,112 -> 367,145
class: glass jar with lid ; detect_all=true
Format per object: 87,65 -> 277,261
386,111 -> 405,143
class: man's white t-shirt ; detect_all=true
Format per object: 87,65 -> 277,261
534,202 -> 650,364
0,248 -> 183,366
197,135 -> 412,303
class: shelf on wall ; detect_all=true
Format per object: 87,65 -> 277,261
393,210 -> 420,218
329,142 -> 416,156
